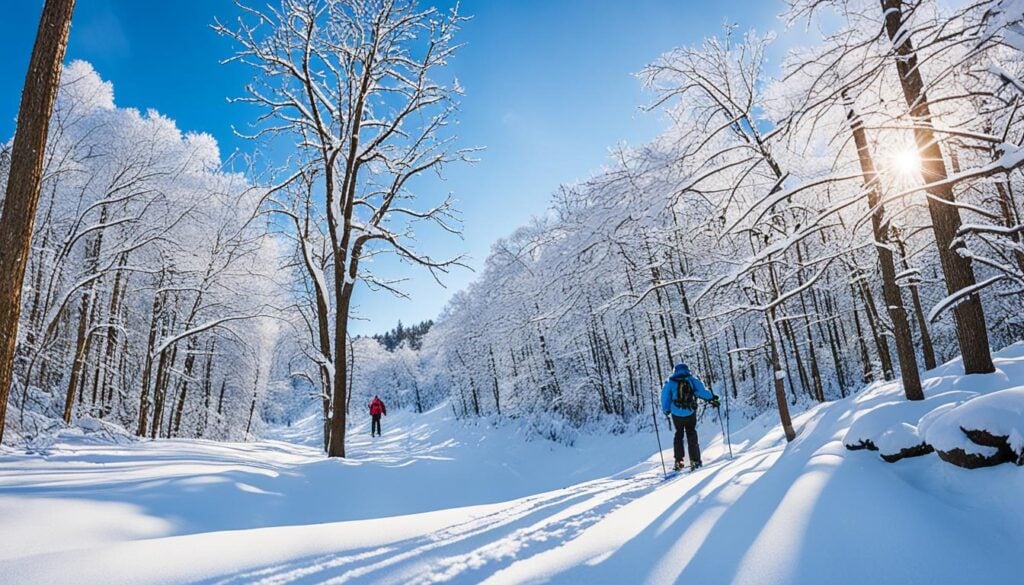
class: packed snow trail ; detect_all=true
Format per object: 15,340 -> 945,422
2,346 -> 1023,584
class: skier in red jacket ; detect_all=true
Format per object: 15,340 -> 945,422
369,395 -> 387,437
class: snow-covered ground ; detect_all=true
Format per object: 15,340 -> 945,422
2,347 -> 1023,584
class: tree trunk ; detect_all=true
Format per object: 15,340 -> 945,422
244,366 -> 260,440
199,338 -> 215,437
0,0 -> 76,443
171,336 -> 199,437
767,312 -> 797,442
488,345 -> 500,415
63,287 -> 93,423
892,233 -> 938,370
881,0 -> 994,374
993,174 -> 1024,280
856,273 -> 894,380
846,96 -> 924,400
216,378 -> 226,416
150,343 -> 176,439
327,285 -> 353,457
136,291 -> 163,437
100,254 -> 128,415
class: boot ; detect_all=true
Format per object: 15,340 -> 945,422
673,460 -> 685,472
690,460 -> 702,471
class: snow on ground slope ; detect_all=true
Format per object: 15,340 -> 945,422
1,346 -> 1023,584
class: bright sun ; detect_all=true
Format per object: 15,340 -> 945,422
891,148 -> 921,176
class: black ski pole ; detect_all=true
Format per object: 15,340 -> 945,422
716,404 -> 733,459
725,388 -> 733,458
651,393 -> 668,478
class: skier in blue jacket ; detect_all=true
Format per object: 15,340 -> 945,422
661,363 -> 719,471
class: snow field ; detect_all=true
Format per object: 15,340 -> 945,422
1,345 -> 1022,584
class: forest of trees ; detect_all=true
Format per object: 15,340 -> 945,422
382,0 -> 1024,441
3,0 -> 1024,452
373,321 -> 434,352
0,0 -> 470,454
0,60 -> 286,445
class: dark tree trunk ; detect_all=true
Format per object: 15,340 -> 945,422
767,312 -> 796,442
199,338 -> 215,437
892,233 -> 938,370
850,288 -> 874,383
171,336 -> 199,437
100,254 -> 128,415
216,378 -> 226,416
244,367 -> 260,440
0,0 -> 76,443
995,178 -> 1024,277
327,284 -> 353,457
768,263 -> 797,441
136,290 -> 163,437
856,274 -> 894,381
150,342 -> 178,439
846,97 -> 924,400
881,0 -> 994,374
63,287 -> 93,423
488,345 -> 500,415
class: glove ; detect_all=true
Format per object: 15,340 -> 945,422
663,410 -> 671,418
709,396 -> 721,409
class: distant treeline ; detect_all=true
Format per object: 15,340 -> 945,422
372,320 -> 434,352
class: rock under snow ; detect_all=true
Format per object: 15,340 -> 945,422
875,422 -> 933,463
923,387 -> 1024,469
842,390 -> 976,460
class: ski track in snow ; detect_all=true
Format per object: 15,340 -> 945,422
2,345 -> 1024,584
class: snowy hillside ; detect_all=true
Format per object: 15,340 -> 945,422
2,346 -> 1022,585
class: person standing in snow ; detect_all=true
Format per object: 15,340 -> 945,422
661,363 -> 719,471
369,395 -> 387,437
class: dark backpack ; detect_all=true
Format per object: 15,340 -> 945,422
673,377 -> 697,412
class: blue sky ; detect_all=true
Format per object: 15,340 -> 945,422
1,0 -> 792,335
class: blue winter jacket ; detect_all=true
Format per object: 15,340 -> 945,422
661,363 -> 714,417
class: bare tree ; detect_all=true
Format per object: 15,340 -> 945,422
217,0 -> 473,457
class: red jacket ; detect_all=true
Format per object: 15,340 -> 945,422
369,398 -> 386,416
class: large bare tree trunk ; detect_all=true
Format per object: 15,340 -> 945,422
327,286 -> 353,457
846,97 -> 924,400
881,0 -> 994,374
0,0 -> 76,443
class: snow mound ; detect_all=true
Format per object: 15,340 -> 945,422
845,352 -> 1024,470
842,390 -> 975,462
923,387 -> 1024,468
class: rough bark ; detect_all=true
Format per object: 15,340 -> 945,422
0,0 -> 76,443
881,0 -> 994,375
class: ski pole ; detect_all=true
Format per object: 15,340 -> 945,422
724,388 -> 733,458
716,405 -> 733,459
651,392 -> 668,478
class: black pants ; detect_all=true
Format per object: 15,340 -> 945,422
371,414 -> 382,436
671,413 -> 700,464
